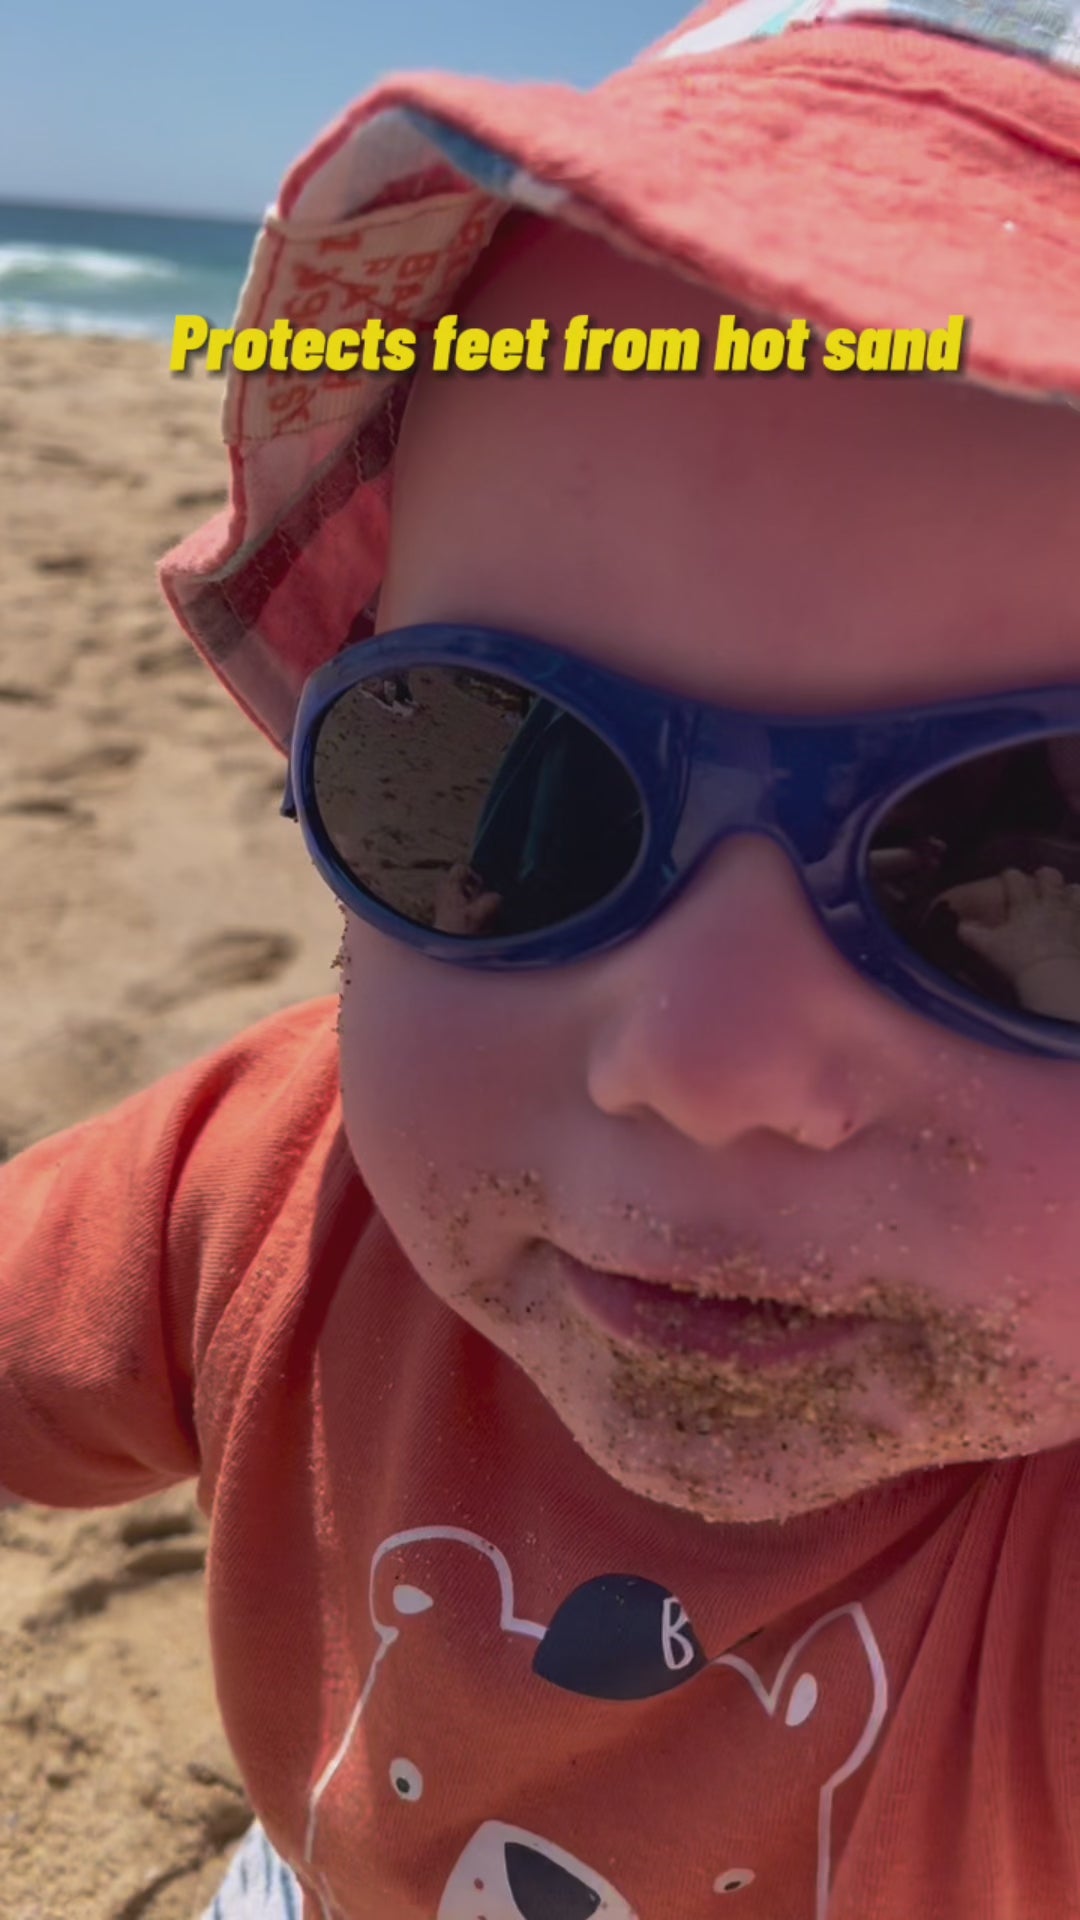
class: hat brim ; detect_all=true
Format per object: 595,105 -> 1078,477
160,20 -> 1080,753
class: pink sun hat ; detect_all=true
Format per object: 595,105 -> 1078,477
159,0 -> 1080,757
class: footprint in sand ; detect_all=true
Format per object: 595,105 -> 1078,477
21,1506 -> 208,1633
34,550 -> 93,576
172,486 -> 227,510
35,443 -> 88,468
41,740 -> 144,783
2,743 -> 140,819
130,929 -> 298,1014
0,683 -> 51,706
119,1506 -> 198,1547
0,794 -> 94,822
134,641 -> 199,676
173,686 -> 222,709
0,1017 -> 146,1159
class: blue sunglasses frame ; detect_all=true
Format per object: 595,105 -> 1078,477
281,623 -> 1080,1061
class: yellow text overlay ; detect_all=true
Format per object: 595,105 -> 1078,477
169,315 -> 417,374
169,312 -> 969,378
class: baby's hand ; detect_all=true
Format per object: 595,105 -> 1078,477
942,866 -> 1080,1021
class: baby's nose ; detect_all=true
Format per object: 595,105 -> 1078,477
583,833 -> 900,1151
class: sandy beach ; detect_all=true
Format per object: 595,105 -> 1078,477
1,334 -> 342,1918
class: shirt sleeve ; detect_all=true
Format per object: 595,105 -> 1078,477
0,998 -> 340,1509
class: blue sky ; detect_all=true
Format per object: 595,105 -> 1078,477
4,0 -> 683,218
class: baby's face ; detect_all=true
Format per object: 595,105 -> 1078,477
337,226 -> 1080,1525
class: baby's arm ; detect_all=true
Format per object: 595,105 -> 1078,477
0,1086 -> 202,1508
0,999 -> 339,1509
943,867 -> 1080,1021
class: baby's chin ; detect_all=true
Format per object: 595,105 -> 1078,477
536,1365 -> 1029,1526
519,1348 -> 912,1526
558,1382 -> 932,1527
399,1214 -> 1069,1526
472,1303 -> 1048,1528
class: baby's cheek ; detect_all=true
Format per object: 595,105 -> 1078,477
336,919 -> 559,1283
961,1066 -> 1080,1379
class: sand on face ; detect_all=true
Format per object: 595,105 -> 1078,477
0,334 -> 342,1917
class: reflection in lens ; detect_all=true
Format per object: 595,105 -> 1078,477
313,665 -> 645,938
869,734 -> 1080,1025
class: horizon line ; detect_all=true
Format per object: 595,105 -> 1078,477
0,191 -> 263,226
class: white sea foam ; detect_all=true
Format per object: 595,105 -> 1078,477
0,243 -> 178,289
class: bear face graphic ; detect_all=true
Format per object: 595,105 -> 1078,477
303,1528 -> 887,1920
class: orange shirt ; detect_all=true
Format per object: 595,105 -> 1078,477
3,998 -> 1080,1919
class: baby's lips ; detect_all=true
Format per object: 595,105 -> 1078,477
552,1242 -> 866,1321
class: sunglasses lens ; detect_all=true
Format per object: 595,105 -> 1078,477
312,665 -> 645,938
868,734 -> 1080,1024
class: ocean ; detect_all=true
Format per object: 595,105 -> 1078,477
0,199 -> 259,340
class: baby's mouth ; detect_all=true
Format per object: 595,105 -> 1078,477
552,1251 -> 881,1367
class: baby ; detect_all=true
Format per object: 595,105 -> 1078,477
4,3 -> 1080,1918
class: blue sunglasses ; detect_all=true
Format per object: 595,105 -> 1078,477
281,623 -> 1080,1061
